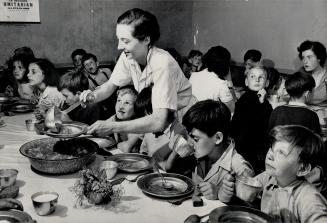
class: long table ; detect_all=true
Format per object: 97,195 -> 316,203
0,113 -> 225,223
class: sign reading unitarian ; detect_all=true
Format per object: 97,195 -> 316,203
0,0 -> 40,22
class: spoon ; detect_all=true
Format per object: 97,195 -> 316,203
152,160 -> 173,190
184,213 -> 210,223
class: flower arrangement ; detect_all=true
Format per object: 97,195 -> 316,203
70,168 -> 123,206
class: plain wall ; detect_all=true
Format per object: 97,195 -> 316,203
0,0 -> 193,67
192,0 -> 327,72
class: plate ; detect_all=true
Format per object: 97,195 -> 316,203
10,104 -> 33,113
209,206 -> 275,223
45,123 -> 86,139
0,210 -> 33,222
106,153 -> 152,173
137,173 -> 195,199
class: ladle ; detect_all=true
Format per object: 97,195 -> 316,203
184,213 -> 210,223
152,160 -> 173,190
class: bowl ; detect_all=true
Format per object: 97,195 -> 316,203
0,169 -> 18,188
31,191 -> 58,216
99,161 -> 118,180
20,138 -> 97,174
235,175 -> 262,202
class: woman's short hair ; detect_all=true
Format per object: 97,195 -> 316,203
30,58 -> 59,87
117,8 -> 160,45
297,40 -> 327,66
58,70 -> 89,94
285,72 -> 315,98
202,46 -> 231,79
243,49 -> 262,63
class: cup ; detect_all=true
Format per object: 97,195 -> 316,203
235,175 -> 262,202
99,161 -> 118,180
25,119 -> 37,131
0,169 -> 18,188
31,191 -> 59,216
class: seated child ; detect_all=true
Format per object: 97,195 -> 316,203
222,125 -> 327,222
136,86 -> 195,176
231,66 -> 273,174
243,49 -> 262,75
181,100 -> 254,200
182,50 -> 203,79
70,49 -> 87,71
268,72 -> 321,135
58,70 -> 102,125
107,85 -> 141,153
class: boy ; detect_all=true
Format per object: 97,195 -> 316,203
231,66 -> 273,173
107,85 -> 141,153
222,125 -> 327,222
182,100 -> 254,200
243,49 -> 262,75
81,53 -> 112,91
183,50 -> 203,79
58,70 -> 102,125
70,49 -> 86,71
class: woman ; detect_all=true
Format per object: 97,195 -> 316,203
80,8 -> 193,136
297,40 -> 327,107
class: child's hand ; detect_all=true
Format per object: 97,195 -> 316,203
60,112 -> 72,122
117,141 -> 132,153
257,89 -> 267,103
198,182 -> 219,200
218,171 -> 236,203
0,198 -> 23,211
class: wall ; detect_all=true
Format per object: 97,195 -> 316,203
0,0 -> 193,67
192,0 -> 327,73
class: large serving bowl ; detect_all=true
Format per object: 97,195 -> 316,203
20,138 -> 98,174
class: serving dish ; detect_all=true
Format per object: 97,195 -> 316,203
106,153 -> 152,173
137,173 -> 195,199
209,205 -> 275,223
20,137 -> 97,174
0,210 -> 33,222
44,123 -> 86,139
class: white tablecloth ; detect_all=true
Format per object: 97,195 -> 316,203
0,113 -> 225,223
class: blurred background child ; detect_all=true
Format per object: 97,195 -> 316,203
70,48 -> 87,71
243,49 -> 262,75
182,50 -> 203,79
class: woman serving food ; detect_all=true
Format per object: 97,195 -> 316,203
80,8 -> 193,136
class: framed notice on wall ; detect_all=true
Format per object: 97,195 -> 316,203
0,0 -> 40,22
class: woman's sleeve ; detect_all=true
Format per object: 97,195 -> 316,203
110,53 -> 133,87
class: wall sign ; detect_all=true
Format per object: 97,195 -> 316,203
0,0 -> 40,22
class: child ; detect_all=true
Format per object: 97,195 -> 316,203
27,58 -> 65,121
136,86 -> 195,176
231,66 -> 273,173
268,72 -> 321,135
222,125 -> 327,222
81,53 -> 112,91
183,50 -> 203,79
182,100 -> 254,200
189,46 -> 235,113
58,70 -> 102,125
243,49 -> 262,75
107,85 -> 141,153
70,49 -> 87,71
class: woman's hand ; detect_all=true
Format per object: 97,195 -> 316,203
0,198 -> 23,211
79,90 -> 95,104
198,182 -> 219,200
218,172 -> 236,203
87,120 -> 114,137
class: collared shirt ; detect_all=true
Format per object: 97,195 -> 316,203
192,140 -> 254,188
110,47 -> 192,111
307,69 -> 327,107
189,68 -> 234,103
256,172 -> 327,223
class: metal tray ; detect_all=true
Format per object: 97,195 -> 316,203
0,210 -> 33,222
45,123 -> 86,139
106,153 -> 152,173
137,173 -> 195,199
209,206 -> 275,223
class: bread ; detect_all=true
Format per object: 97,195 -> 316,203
0,185 -> 19,199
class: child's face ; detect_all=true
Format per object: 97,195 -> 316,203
83,58 -> 99,75
73,54 -> 83,69
265,141 -> 302,186
189,55 -> 202,67
13,60 -> 26,80
301,49 -> 320,72
115,93 -> 136,120
27,63 -> 44,86
245,68 -> 267,91
61,88 -> 79,105
188,128 -> 216,159
116,24 -> 149,62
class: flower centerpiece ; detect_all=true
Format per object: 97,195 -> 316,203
70,168 -> 123,206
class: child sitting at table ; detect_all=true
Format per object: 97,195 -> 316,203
182,50 -> 203,79
231,66 -> 273,174
58,70 -> 102,125
221,125 -> 327,222
107,85 -> 141,153
181,100 -> 254,200
136,85 -> 196,176
268,72 -> 321,135
243,49 -> 262,75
